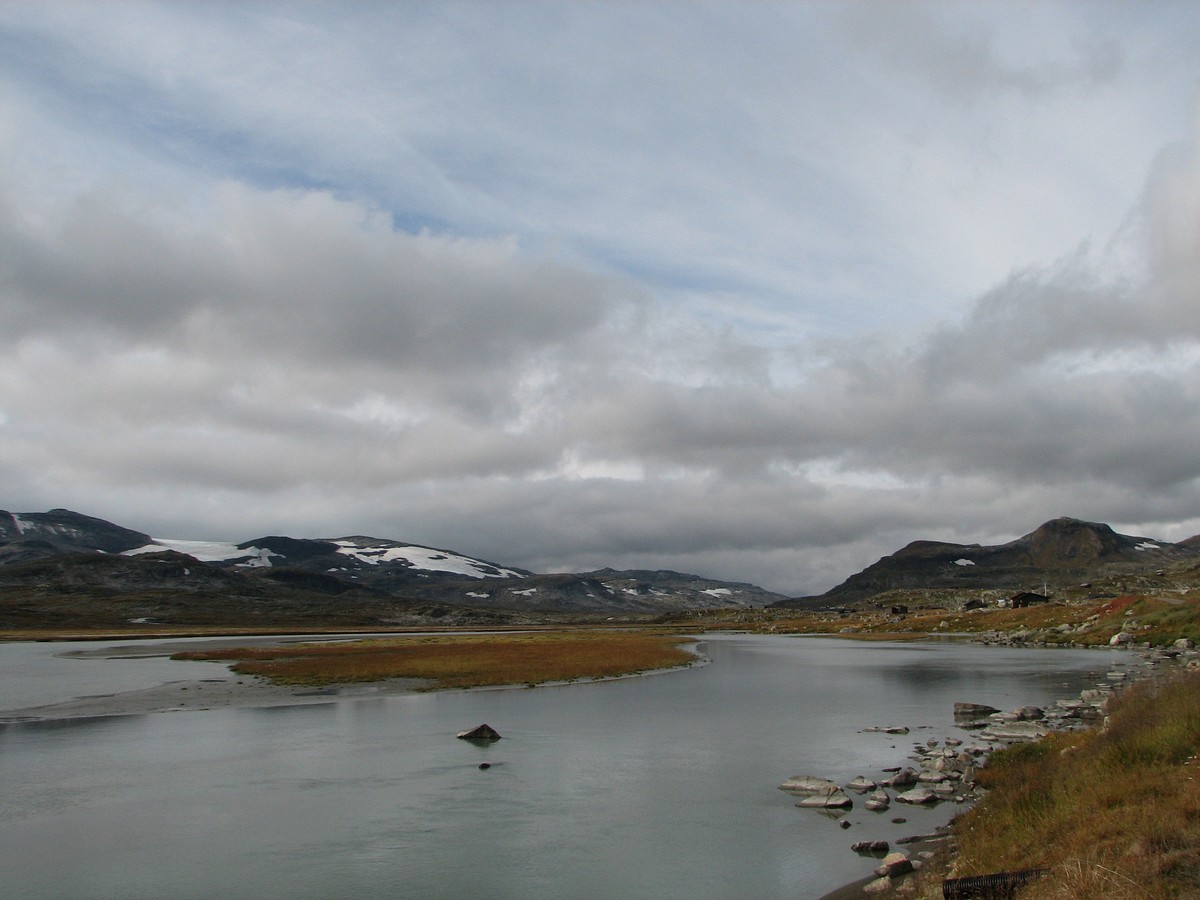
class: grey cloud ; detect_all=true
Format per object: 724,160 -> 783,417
0,183 -> 626,389
844,5 -> 1124,103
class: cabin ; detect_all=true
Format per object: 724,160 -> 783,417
1010,591 -> 1049,609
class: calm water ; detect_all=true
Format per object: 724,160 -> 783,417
0,635 -> 1120,899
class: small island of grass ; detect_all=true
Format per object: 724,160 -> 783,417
172,630 -> 697,690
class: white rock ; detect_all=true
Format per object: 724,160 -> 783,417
778,775 -> 839,795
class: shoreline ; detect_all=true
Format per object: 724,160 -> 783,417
813,641 -> 1193,897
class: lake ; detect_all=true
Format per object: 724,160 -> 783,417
0,634 -> 1121,899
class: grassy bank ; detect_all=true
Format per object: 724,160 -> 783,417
173,630 -> 697,690
682,592 -> 1200,649
907,668 -> 1200,898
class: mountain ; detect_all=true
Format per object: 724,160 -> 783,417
11,508 -> 1192,627
0,509 -> 152,561
124,534 -> 532,583
775,517 -> 1200,608
0,509 -> 779,627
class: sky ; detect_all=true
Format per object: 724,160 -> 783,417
2,1 -> 1200,596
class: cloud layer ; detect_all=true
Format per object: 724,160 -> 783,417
2,3 -> 1200,594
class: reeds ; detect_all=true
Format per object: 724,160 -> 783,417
173,631 -> 696,689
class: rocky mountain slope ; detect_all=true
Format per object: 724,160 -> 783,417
0,509 -> 779,627
0,509 -> 152,559
775,517 -> 1200,608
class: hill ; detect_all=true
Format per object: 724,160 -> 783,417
774,517 -> 1200,609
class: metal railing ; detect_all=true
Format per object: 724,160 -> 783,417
942,868 -> 1049,898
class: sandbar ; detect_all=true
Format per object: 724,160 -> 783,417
0,636 -> 430,723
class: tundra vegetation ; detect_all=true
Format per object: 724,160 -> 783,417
172,630 -> 697,690
904,669 -> 1200,899
680,591 -> 1200,648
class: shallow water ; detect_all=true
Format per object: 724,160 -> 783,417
0,634 -> 1120,899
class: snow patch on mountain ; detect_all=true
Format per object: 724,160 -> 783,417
332,540 -> 524,579
125,539 -> 278,567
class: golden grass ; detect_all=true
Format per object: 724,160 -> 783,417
925,670 -> 1200,899
173,631 -> 697,689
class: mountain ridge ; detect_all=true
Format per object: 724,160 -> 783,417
0,508 -> 779,623
774,516 -> 1200,608
5,509 -> 1200,627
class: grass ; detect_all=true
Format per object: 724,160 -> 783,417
717,591 -> 1200,650
172,630 -> 697,690
909,669 -> 1200,899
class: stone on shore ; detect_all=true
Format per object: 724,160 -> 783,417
864,789 -> 891,811
979,721 -> 1051,742
796,790 -> 853,809
874,851 -> 914,877
778,774 -> 841,795
954,702 -> 1000,717
852,840 -> 890,854
895,787 -> 938,805
881,767 -> 918,788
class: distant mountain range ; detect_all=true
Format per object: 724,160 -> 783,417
4,509 -> 1199,629
0,509 -> 781,627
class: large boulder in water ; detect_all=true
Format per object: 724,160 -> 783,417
457,724 -> 502,741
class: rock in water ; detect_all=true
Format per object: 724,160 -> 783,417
778,774 -> 841,795
954,702 -> 1000,717
457,724 -> 502,741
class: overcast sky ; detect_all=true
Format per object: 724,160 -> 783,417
2,2 -> 1200,595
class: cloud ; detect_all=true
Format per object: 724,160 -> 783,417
843,4 -> 1124,103
5,127 -> 1200,594
3,3 -> 1200,595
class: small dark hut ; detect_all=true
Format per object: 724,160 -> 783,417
1010,591 -> 1049,609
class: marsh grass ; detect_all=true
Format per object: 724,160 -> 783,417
924,670 -> 1200,899
173,631 -> 697,689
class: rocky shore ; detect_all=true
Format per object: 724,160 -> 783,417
803,639 -> 1200,897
